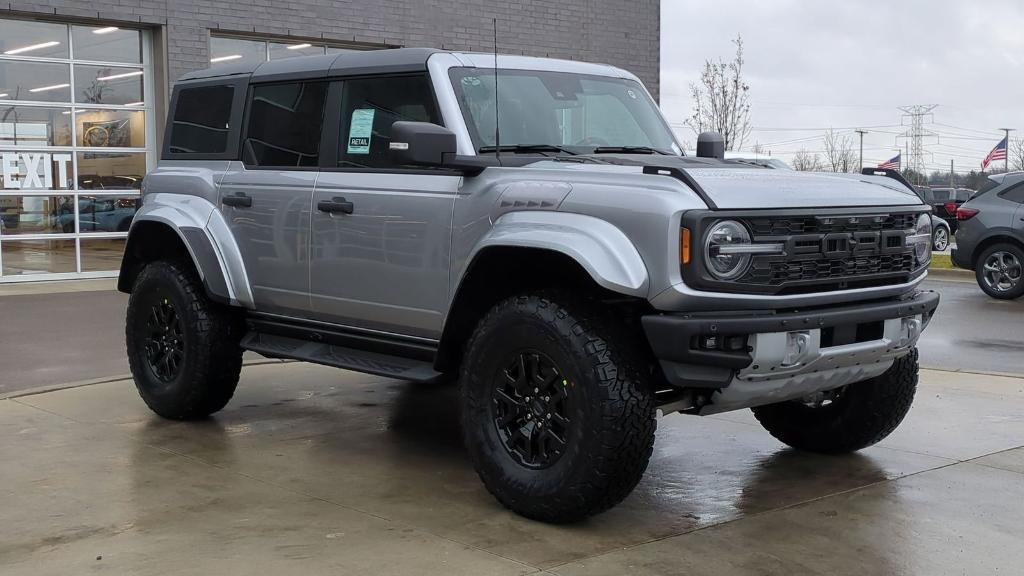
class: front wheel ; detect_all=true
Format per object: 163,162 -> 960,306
460,292 -> 656,523
751,348 -> 918,454
126,260 -> 244,420
975,243 -> 1024,300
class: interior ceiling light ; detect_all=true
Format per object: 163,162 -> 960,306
4,41 -> 60,55
29,83 -> 70,93
210,54 -> 242,63
93,27 -> 120,34
96,70 -> 144,81
287,43 -> 312,50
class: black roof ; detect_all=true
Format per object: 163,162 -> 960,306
178,47 -> 441,83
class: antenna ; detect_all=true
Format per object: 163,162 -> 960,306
493,17 -> 500,163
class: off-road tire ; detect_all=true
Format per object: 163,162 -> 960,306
751,348 -> 919,454
126,260 -> 244,420
460,292 -> 656,523
974,243 -> 1024,300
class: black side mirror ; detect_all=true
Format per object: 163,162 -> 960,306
389,121 -> 495,174
389,121 -> 458,166
696,131 -> 725,159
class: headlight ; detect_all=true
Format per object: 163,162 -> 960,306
911,213 -> 932,267
704,220 -> 752,280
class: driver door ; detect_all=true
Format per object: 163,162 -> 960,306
308,75 -> 460,338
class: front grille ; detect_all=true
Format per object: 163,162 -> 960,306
743,253 -> 915,287
681,208 -> 927,296
745,213 -> 918,236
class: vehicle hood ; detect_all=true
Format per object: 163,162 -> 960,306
539,155 -> 923,209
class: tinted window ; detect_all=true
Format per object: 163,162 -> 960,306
974,177 -> 1002,198
337,75 -> 440,168
243,82 -> 328,167
169,85 -> 234,154
1000,183 -> 1024,203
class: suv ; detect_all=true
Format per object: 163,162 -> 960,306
923,186 -> 974,233
951,172 -> 1024,299
119,49 -> 939,523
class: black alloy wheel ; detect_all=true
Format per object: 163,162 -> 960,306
144,297 -> 185,382
492,351 -> 572,469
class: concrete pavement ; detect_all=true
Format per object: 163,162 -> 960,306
2,362 -> 1023,575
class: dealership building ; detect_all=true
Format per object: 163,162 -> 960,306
0,1 -> 659,283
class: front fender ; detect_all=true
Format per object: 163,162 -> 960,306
122,193 -> 254,308
468,211 -> 649,297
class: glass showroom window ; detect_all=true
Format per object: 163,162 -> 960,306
0,18 -> 154,281
209,35 -> 359,68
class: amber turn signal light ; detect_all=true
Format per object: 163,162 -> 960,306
680,228 -> 691,264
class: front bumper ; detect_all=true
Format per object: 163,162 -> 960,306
642,290 -> 940,413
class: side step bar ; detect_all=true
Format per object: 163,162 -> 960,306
241,331 -> 444,382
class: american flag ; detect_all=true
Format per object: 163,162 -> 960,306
878,154 -> 900,170
982,137 -> 1007,170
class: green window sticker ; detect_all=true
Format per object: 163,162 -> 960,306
347,108 -> 375,154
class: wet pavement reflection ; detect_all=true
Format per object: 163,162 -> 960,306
1,362 -> 1022,574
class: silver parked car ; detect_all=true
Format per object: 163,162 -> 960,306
119,49 -> 938,522
951,172 -> 1024,299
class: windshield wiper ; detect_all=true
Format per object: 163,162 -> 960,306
591,146 -> 673,155
478,144 -> 577,155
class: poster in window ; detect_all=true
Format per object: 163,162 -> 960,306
82,118 -> 132,148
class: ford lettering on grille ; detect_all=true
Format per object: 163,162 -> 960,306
785,231 -> 906,259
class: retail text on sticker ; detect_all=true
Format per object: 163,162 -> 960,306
1,152 -> 74,190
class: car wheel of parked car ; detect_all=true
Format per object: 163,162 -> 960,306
460,292 -> 656,523
975,243 -> 1024,300
932,227 -> 949,252
126,260 -> 244,420
751,348 -> 918,454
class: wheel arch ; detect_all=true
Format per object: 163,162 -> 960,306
118,196 -> 253,308
434,243 -> 651,373
970,231 -> 1024,268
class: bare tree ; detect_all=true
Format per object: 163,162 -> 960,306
1011,137 -> 1024,171
686,35 -> 751,151
750,142 -> 767,156
792,149 -> 822,172
823,129 -> 857,173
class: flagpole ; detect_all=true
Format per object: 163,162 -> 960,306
999,128 -> 1015,173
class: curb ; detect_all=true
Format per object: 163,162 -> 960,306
927,267 -> 973,282
0,358 -> 292,401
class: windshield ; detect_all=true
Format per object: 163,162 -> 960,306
449,67 -> 680,155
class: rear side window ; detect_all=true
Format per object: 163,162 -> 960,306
975,177 -> 1002,198
337,75 -> 441,169
243,82 -> 328,167
1000,183 -> 1024,203
168,85 -> 234,154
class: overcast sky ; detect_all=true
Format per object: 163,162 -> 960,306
659,0 -> 1024,173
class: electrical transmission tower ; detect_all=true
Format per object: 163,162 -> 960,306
897,105 -> 938,181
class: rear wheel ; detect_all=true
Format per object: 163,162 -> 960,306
460,292 -> 656,523
751,349 -> 918,454
126,260 -> 243,420
932,227 -> 949,251
975,243 -> 1024,300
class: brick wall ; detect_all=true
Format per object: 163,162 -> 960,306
4,0 -> 660,99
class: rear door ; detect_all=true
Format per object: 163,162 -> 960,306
218,80 -> 329,316
308,75 -> 460,338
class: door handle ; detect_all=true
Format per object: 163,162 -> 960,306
317,196 -> 354,215
222,193 -> 252,208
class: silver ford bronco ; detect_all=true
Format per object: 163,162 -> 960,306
119,48 -> 939,522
